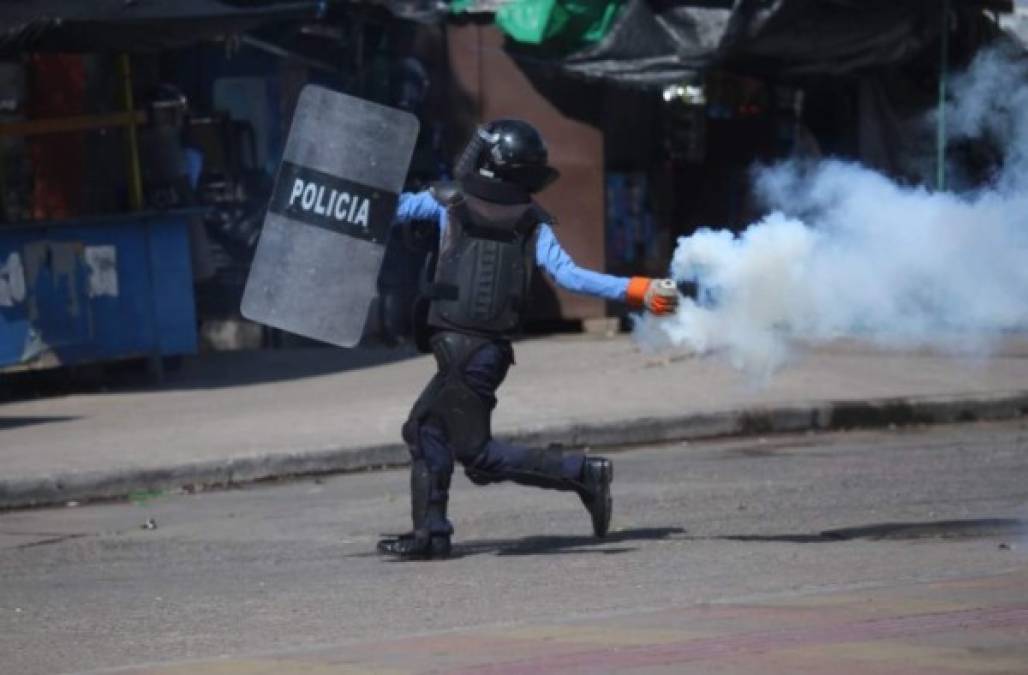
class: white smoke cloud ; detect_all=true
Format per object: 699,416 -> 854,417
634,44 -> 1028,376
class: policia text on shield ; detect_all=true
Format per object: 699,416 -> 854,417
281,164 -> 373,231
243,88 -> 678,560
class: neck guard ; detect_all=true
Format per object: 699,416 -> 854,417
460,174 -> 530,205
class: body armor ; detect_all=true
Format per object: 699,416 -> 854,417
426,193 -> 542,338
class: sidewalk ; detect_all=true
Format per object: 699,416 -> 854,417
2,334 -> 1027,508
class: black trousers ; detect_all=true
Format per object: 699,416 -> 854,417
406,332 -> 586,535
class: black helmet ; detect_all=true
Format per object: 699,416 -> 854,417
454,119 -> 559,193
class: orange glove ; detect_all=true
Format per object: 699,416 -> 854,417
626,277 -> 679,316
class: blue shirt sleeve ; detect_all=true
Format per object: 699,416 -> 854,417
395,191 -> 446,235
534,224 -> 629,301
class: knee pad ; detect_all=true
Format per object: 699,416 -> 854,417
403,374 -> 447,449
433,381 -> 490,459
402,417 -> 419,449
405,382 -> 489,459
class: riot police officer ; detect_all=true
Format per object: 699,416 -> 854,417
378,119 -> 678,559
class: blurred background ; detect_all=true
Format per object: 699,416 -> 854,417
0,0 -> 1022,387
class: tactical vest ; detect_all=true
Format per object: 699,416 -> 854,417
426,193 -> 542,337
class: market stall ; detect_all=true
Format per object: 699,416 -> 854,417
0,1 -> 320,372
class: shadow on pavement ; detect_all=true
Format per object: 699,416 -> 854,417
456,526 -> 688,558
704,518 -> 1027,544
359,527 -> 687,562
0,415 -> 80,430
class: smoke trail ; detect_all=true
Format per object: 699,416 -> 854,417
635,44 -> 1028,376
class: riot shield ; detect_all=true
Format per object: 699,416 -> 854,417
241,86 -> 419,347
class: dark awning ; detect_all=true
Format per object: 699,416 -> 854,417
505,0 -> 1015,87
0,0 -> 323,56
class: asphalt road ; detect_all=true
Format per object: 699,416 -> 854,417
2,420 -> 1027,674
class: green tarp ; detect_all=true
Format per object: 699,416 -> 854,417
485,0 -> 624,47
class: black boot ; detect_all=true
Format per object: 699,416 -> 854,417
577,456 -> 613,538
376,530 -> 452,559
466,448 -> 613,538
378,460 -> 453,560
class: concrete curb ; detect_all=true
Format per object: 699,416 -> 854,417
3,390 -> 1026,510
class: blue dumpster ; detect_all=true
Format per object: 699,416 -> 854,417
0,209 -> 199,371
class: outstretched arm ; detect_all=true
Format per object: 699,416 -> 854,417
535,224 -> 677,315
535,224 -> 627,301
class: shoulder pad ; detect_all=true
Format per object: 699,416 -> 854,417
532,203 -> 556,227
429,182 -> 460,206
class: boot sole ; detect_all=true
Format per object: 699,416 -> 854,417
587,460 -> 613,538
